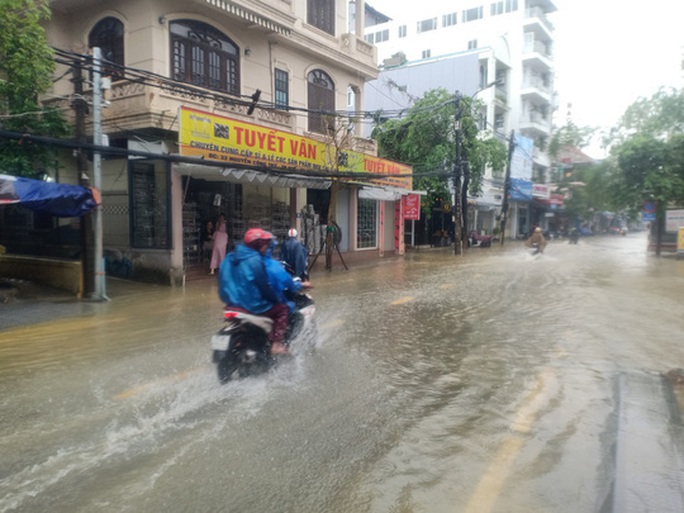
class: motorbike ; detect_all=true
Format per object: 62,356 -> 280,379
568,229 -> 579,244
529,242 -> 542,255
210,287 -> 316,384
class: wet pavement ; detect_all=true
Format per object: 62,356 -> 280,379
1,233 -> 684,513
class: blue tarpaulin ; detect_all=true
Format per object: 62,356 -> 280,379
0,174 -> 100,217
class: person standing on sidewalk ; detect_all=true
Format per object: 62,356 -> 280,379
209,213 -> 228,275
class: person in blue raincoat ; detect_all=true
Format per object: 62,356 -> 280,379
280,228 -> 310,281
263,239 -> 309,314
219,228 -> 290,355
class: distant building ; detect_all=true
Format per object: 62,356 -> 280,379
364,0 -> 557,237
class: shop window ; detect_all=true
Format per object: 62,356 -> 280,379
357,198 -> 378,249
274,68 -> 289,109
88,17 -> 124,79
170,20 -> 239,95
308,0 -> 335,35
308,69 -> 335,134
129,162 -> 169,249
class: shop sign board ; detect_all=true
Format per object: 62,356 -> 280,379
665,209 -> 684,233
179,107 -> 412,190
402,194 -> 421,220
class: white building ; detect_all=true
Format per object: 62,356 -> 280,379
362,0 -> 557,237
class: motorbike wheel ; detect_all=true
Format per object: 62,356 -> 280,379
217,353 -> 240,384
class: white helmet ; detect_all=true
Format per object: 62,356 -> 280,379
288,228 -> 298,238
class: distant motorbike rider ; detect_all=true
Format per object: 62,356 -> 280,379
525,226 -> 547,253
218,228 -> 289,355
280,228 -> 310,281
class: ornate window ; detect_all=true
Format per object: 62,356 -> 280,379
88,17 -> 124,78
307,69 -> 335,134
170,20 -> 239,95
307,0 -> 335,35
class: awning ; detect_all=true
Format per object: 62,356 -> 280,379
204,0 -> 292,36
358,185 -> 413,201
176,163 -> 331,190
0,174 -> 100,217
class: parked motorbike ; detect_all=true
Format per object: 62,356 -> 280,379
211,288 -> 316,384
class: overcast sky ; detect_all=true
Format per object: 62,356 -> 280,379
365,0 -> 684,156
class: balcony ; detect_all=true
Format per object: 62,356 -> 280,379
520,77 -> 553,105
524,7 -> 554,40
43,80 -> 296,139
519,111 -> 551,139
523,35 -> 553,71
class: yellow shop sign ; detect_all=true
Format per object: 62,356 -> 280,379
178,107 -> 412,190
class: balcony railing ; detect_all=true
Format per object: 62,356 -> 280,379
525,7 -> 554,32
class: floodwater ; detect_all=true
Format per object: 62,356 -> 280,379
1,233 -> 683,513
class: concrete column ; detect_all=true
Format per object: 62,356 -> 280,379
355,0 -> 365,37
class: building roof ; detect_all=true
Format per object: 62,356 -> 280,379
558,145 -> 595,166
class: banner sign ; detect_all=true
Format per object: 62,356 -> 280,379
509,178 -> 533,201
179,107 -> 412,190
402,194 -> 421,221
511,134 -> 534,180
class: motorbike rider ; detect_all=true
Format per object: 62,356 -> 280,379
525,226 -> 547,253
265,239 -> 310,315
280,228 -> 310,281
218,228 -> 290,355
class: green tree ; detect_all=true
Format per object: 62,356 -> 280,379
548,120 -> 597,159
0,0 -> 69,177
610,88 -> 684,254
372,88 -> 507,216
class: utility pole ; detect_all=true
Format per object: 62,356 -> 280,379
92,47 -> 108,300
453,93 -> 463,255
71,61 -> 95,296
499,130 -> 515,245
461,159 -> 470,250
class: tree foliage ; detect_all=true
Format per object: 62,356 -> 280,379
548,120 -> 597,158
562,160 -> 618,223
372,88 -> 507,214
610,88 -> 684,212
0,0 -> 69,177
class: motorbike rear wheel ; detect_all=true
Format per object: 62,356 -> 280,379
217,352 -> 241,384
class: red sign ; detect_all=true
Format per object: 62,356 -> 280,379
402,194 -> 421,221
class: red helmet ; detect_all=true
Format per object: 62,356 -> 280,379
244,228 -> 274,245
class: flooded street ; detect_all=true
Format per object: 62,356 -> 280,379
1,233 -> 683,513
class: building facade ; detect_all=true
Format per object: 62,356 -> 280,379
38,0 -> 413,284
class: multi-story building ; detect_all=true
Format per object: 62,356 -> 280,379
363,0 -> 557,237
32,0 -> 415,286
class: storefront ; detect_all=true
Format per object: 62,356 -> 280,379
155,107 -> 413,280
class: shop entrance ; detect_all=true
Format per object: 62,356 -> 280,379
182,178 -> 243,270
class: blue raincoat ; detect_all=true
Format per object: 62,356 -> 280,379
264,250 -> 303,313
218,244 -> 279,313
